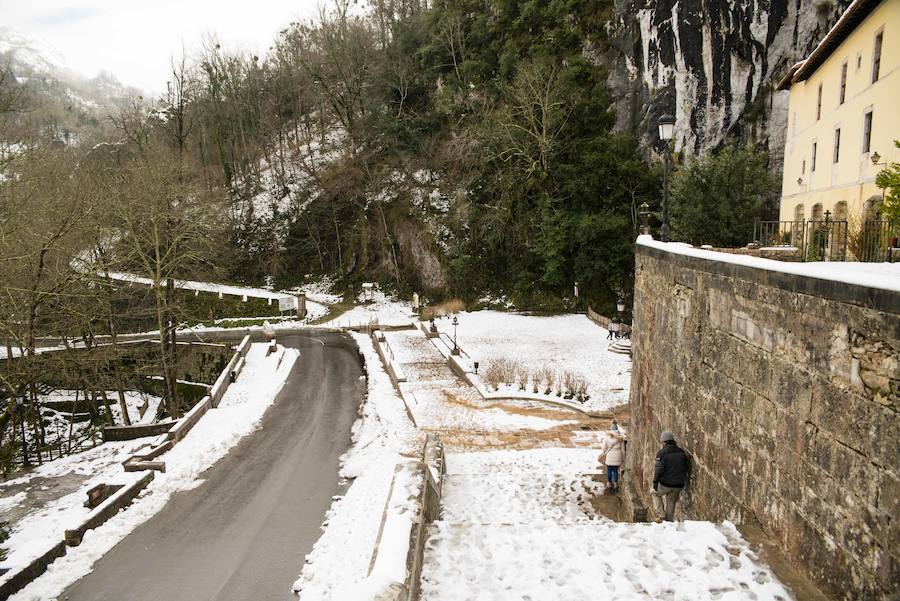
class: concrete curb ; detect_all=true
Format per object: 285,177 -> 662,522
372,331 -> 406,384
102,420 -> 176,442
64,472 -> 155,546
0,541 -> 67,599
404,435 -> 445,601
122,334 -> 253,472
366,435 -> 445,601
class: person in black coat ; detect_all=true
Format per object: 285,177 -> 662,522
650,431 -> 690,522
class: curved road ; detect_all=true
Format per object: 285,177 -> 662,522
62,332 -> 364,601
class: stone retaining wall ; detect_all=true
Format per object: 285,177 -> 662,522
628,242 -> 898,600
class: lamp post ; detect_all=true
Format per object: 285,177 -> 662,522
658,114 -> 676,242
16,392 -> 30,467
451,315 -> 460,356
615,297 -> 626,339
872,151 -> 887,205
639,202 -> 651,235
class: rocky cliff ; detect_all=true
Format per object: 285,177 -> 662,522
601,0 -> 850,165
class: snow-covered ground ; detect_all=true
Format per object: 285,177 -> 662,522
5,343 -> 298,601
438,311 -> 632,411
41,389 -> 161,427
322,290 -> 414,329
385,329 -> 579,433
292,332 -> 421,600
2,390 -> 162,467
421,449 -> 793,601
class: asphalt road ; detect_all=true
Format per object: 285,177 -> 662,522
62,332 -> 365,601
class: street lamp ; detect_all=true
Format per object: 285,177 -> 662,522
872,151 -> 887,204
15,392 -> 30,467
658,113 -> 676,242
451,315 -> 460,356
639,202 -> 651,235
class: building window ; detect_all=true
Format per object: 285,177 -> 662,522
872,32 -> 883,83
802,159 -> 806,174
833,128 -> 841,163
811,142 -> 817,172
817,83 -> 823,120
857,53 -> 862,71
863,111 -> 873,153
840,62 -> 847,104
812,203 -> 823,221
794,204 -> 805,223
834,201 -> 848,221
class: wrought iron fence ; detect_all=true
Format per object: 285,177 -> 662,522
753,220 -> 806,250
754,218 -> 900,262
805,218 -> 848,261
857,219 -> 898,262
753,218 -> 848,261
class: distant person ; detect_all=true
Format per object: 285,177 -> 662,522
610,418 -> 619,432
651,431 -> 690,522
600,430 -> 625,493
607,318 -> 618,340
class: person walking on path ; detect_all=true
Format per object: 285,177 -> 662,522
651,431 -> 690,521
607,317 -> 619,340
600,430 -> 626,493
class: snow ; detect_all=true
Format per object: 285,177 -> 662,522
40,389 -> 161,426
103,271 -> 311,306
422,521 -> 792,601
437,311 -> 632,411
384,330 -> 578,433
292,333 -> 421,600
0,441 -> 149,574
6,343 -> 298,601
422,449 -> 793,601
322,290 -> 414,329
638,235 -> 900,292
295,277 -> 343,305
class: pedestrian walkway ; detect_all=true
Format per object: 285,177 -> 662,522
420,450 -> 794,601
384,330 -> 591,439
385,325 -> 796,601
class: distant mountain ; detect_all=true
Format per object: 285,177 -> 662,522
0,27 -> 141,143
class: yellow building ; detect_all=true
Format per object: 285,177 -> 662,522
778,0 -> 899,225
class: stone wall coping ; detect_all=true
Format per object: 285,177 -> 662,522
637,236 -> 900,314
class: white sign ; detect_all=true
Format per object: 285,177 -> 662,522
278,296 -> 295,312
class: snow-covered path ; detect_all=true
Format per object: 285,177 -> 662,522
370,322 -> 797,600
421,450 -> 794,601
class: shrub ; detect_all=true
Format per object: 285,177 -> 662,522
421,298 -> 465,320
562,371 -> 577,399
540,366 -> 555,395
516,365 -> 530,391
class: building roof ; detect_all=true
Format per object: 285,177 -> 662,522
776,0 -> 884,90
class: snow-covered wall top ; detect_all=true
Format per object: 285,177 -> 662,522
601,0 -> 850,162
636,236 -> 900,294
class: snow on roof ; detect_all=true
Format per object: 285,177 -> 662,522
637,236 -> 900,293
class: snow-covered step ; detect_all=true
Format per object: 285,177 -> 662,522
609,338 -> 632,356
441,472 -> 603,524
440,449 -> 605,524
420,521 -> 793,601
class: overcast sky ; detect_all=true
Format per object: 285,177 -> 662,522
0,0 -> 326,94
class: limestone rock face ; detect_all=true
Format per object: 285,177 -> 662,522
600,0 -> 849,163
